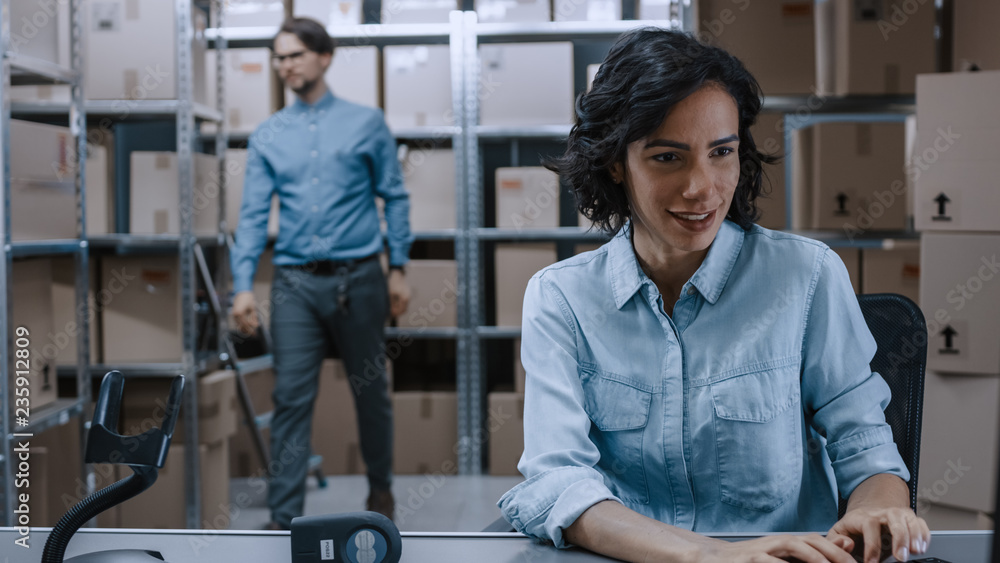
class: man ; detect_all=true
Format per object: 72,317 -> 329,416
231,17 -> 412,530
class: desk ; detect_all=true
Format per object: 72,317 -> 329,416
0,529 -> 992,562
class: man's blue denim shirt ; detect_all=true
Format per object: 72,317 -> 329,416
498,220 -> 909,548
231,91 -> 412,293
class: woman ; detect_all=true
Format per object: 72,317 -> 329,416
498,28 -> 930,563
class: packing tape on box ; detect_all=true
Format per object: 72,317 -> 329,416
125,0 -> 140,20
154,209 -> 169,233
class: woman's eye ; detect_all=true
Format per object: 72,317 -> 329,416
714,147 -> 735,157
653,153 -> 678,162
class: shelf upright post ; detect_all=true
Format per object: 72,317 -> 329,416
0,0 -> 15,527
458,9 -> 484,475
69,0 -> 93,506
213,0 -> 229,359
176,0 -> 202,529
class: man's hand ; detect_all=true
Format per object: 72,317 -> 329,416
827,507 -> 930,563
388,269 -> 411,319
232,291 -> 260,336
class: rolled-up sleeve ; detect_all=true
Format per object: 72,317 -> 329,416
497,274 -> 621,548
801,248 -> 910,500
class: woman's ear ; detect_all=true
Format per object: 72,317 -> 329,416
609,161 -> 625,185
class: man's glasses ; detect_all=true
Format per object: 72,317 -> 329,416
271,50 -> 308,68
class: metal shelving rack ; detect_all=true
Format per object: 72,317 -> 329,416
3,0 -> 227,528
0,0 -> 91,526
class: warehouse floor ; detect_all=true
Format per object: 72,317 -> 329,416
228,475 -> 525,531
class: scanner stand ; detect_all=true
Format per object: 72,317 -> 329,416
41,371 -> 185,563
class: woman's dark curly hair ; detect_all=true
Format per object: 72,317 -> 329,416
547,28 -> 780,234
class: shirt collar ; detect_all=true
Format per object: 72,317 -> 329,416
292,89 -> 335,112
608,219 -> 745,309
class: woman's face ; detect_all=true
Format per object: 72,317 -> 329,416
617,83 -> 741,257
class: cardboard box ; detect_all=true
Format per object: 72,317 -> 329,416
476,0 -> 550,22
84,0 -> 208,103
393,391 -> 458,474
381,0 -> 457,23
816,0 -> 935,95
513,338 -> 525,394
295,0 -> 364,25
117,441 -> 230,529
216,0 -> 286,27
488,392 -> 524,476
120,369 -> 239,445
586,63 -> 600,91
861,246 -> 920,303
9,119 -> 77,241
312,360 -> 365,475
9,84 -> 72,103
285,46 -> 380,110
101,255 -> 183,363
554,0 -> 619,20
917,500 -> 995,531
480,42 -> 574,127
229,367 -> 274,478
699,0 -> 815,95
205,48 -> 276,134
495,167 -> 560,229
495,243 -> 558,327
751,112 -> 788,230
919,232 -> 1000,376
224,149 -> 281,236
832,247 -> 861,294
810,122 -> 907,232
51,257 -> 100,366
35,419 -> 120,527
11,259 -> 58,410
9,0 -> 70,66
130,151 -> 221,236
952,0 -> 1000,71
86,142 -> 112,235
396,260 -> 459,329
918,370 -> 1000,513
403,147 -> 456,231
383,45 -> 453,130
637,0 -> 671,19
913,71 -> 1000,232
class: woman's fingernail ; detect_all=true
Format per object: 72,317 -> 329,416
898,547 -> 909,561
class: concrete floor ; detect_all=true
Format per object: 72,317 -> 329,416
227,475 -> 524,532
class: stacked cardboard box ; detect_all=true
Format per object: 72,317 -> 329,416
480,42 -> 574,127
205,48 -> 277,134
952,0 -> 1000,71
130,151 -> 221,236
393,391 -> 458,474
488,392 -> 524,476
495,167 -> 560,230
495,243 -> 558,328
403,148 -> 456,231
914,70 -> 1000,524
83,0 -> 208,103
383,45 -> 453,130
10,259 -> 58,410
9,120 -> 77,241
396,260 -> 459,329
475,0 -> 550,22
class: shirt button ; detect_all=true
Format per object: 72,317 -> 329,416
687,287 -> 696,295
310,150 -> 318,158
312,177 -> 319,185
309,124 -> 317,132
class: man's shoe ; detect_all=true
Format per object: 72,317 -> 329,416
366,488 -> 395,522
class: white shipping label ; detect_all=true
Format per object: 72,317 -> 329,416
321,538 -> 336,560
92,2 -> 121,32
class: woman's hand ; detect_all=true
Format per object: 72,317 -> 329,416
827,507 -> 930,563
699,533 -> 856,563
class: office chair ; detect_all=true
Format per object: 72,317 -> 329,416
483,292 -> 928,531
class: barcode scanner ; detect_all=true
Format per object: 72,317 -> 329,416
291,512 -> 402,563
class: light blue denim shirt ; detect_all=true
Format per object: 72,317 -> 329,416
231,91 -> 412,293
498,220 -> 909,548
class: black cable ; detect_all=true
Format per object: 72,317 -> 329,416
41,468 -> 157,563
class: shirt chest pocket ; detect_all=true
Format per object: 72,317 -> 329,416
580,369 -> 653,505
711,362 -> 802,512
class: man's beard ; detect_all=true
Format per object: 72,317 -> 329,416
292,76 -> 320,96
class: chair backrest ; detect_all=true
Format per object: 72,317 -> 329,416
845,293 -> 928,514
